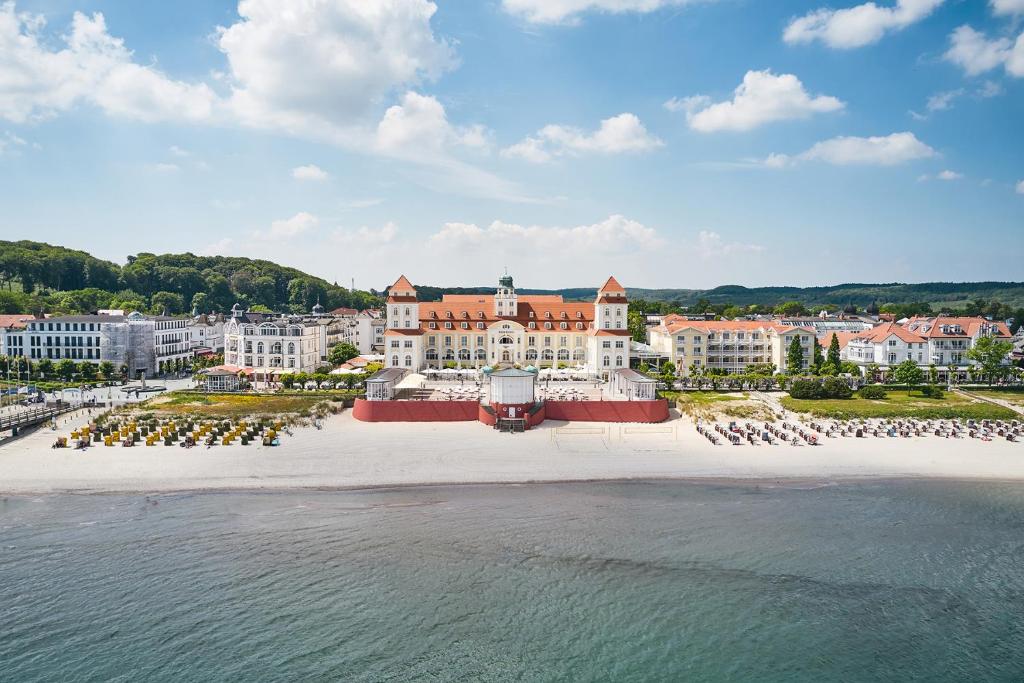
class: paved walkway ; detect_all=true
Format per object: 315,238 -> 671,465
955,388 -> 1024,417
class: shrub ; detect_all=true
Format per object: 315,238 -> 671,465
858,385 -> 887,400
919,385 -> 944,399
790,379 -> 824,400
821,377 -> 853,399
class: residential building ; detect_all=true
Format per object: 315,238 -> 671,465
0,314 -> 35,358
222,305 -> 330,377
649,316 -> 817,376
382,274 -> 632,375
188,312 -> 225,353
837,316 -> 1013,379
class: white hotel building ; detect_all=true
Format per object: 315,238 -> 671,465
648,315 -> 817,376
383,274 -> 633,375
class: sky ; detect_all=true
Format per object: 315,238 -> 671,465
0,0 -> 1021,291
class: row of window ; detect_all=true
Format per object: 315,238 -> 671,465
29,322 -> 100,332
29,336 -> 100,347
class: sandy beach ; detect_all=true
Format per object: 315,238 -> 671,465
1,409 -> 1023,494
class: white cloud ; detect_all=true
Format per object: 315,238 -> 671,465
927,89 -> 964,112
333,221 -> 398,245
0,129 -> 27,154
977,80 -> 1003,98
501,0 -> 705,24
502,113 -> 661,162
198,238 -> 233,256
0,4 -> 216,123
217,0 -> 456,132
292,164 -> 328,181
374,91 -> 488,156
992,0 -> 1024,16
696,230 -> 764,258
937,169 -> 964,180
149,162 -> 180,173
784,0 -> 944,49
766,132 -> 937,167
169,145 -> 190,157
944,25 -> 1024,77
676,70 -> 844,133
263,211 -> 319,239
430,214 -> 664,252
1017,180 -> 1024,194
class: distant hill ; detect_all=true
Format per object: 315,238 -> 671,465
0,240 -> 380,316
417,282 -> 1024,309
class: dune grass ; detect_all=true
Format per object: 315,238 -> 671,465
143,391 -> 357,418
781,389 -> 1016,421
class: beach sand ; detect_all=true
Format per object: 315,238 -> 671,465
1,410 -> 1023,494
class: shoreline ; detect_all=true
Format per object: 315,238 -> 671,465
5,473 -> 1024,497
2,410 -> 1023,495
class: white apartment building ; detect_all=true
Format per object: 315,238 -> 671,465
0,314 -> 35,358
20,313 -> 194,378
222,308 -> 327,377
649,316 -> 816,376
839,317 -> 1012,379
188,313 -> 225,352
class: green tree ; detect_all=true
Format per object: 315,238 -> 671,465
811,341 -> 825,374
98,360 -> 115,380
786,336 -> 804,375
660,361 -> 677,384
328,342 -> 360,365
627,310 -> 647,343
826,333 -> 842,373
78,361 -> 97,381
150,290 -> 185,315
190,292 -> 209,313
774,301 -> 808,317
890,359 -> 924,390
966,336 -> 1013,385
36,358 -> 54,379
56,358 -> 77,381
722,305 -> 744,319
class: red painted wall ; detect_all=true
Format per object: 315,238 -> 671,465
544,400 -> 669,423
352,398 -> 479,422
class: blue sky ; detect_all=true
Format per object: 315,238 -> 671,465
0,0 -> 1021,290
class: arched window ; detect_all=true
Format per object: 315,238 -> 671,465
602,356 -> 610,367
499,336 -> 514,345
475,348 -> 486,360
542,349 -> 554,361
426,348 -> 438,360
287,342 -> 295,354
256,342 -> 264,354
458,349 -> 470,360
557,349 -> 570,361
525,349 -> 538,361
615,355 -> 623,367
405,355 -> 412,367
573,349 -> 586,362
576,322 -> 584,330
271,342 -> 282,354
560,322 -> 567,330
391,355 -> 399,366
443,349 -> 455,361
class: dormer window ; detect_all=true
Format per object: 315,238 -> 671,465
545,312 -> 552,319
560,312 -> 568,319
446,311 -> 453,318
445,322 -> 453,329
560,322 -> 568,330
576,322 -> 584,330
430,311 -> 437,319
462,311 -> 469,319
429,322 -> 437,329
477,322 -> 484,329
529,322 -> 536,329
545,322 -> 553,330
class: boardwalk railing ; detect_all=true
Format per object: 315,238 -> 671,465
0,404 -> 81,432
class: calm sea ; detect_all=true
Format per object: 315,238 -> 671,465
2,481 -> 1023,681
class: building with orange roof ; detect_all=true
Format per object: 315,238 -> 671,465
838,317 -> 1012,380
648,315 -> 817,376
382,273 -> 631,375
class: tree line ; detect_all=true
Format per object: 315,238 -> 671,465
0,241 -> 381,316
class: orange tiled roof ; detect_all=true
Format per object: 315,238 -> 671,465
905,316 -> 1011,339
0,314 -> 34,329
598,276 -> 625,294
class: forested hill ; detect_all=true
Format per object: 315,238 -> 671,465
0,241 -> 380,316
418,281 -> 1024,311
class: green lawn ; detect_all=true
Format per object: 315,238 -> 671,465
781,389 -> 1017,420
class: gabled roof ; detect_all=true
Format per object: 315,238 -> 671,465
390,275 -> 415,292
597,276 -> 625,294
0,314 -> 35,329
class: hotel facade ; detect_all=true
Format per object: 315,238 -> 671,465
383,274 -> 633,375
648,315 -> 817,376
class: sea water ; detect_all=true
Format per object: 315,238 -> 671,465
2,480 -> 1023,681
